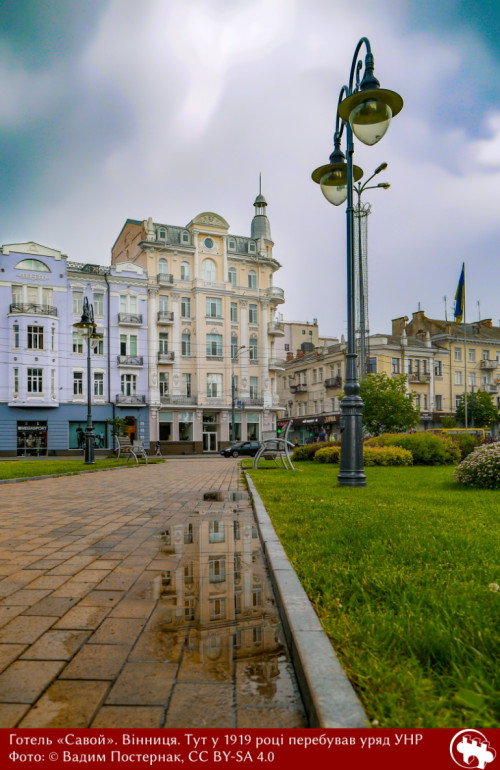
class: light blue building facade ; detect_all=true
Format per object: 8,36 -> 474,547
0,242 -> 149,455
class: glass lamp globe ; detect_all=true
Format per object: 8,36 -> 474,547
349,98 -> 392,146
320,175 -> 348,205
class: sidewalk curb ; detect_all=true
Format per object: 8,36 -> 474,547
245,471 -> 369,729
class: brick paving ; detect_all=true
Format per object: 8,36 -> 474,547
0,459 -> 306,728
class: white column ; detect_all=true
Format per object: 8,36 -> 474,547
260,300 -> 271,407
148,285 -> 160,442
240,301 -> 249,397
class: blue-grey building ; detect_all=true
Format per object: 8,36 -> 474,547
0,242 -> 149,455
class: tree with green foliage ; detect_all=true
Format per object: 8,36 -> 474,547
359,373 -> 420,436
455,390 -> 499,428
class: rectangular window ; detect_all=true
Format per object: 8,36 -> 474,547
94,293 -> 104,316
455,394 -> 461,409
120,334 -> 127,356
469,372 -> 476,386
318,367 -> 324,382
455,370 -> 462,386
435,394 -> 443,410
129,335 -> 137,356
12,285 -> 22,304
181,297 -> 191,318
14,368 -> 19,395
434,360 -> 443,377
179,411 -> 193,440
42,287 -> 53,306
51,327 -> 56,352
27,368 -> 43,394
469,349 -> 476,363
51,369 -> 56,397
423,394 -> 428,409
129,295 -> 137,314
121,374 -> 137,396
206,334 -> 223,357
230,302 -> 238,322
208,521 -> 225,543
27,326 -> 44,350
414,393 -> 420,408
119,295 -> 127,313
206,297 -> 222,318
92,335 -> 104,355
313,369 -> 317,383
72,332 -> 84,354
248,304 -> 258,324
94,372 -> 104,396
182,373 -> 191,396
210,598 -> 226,621
454,347 -> 462,362
159,333 -> 169,354
73,292 -> 83,315
207,373 -> 222,398
13,324 -> 19,348
482,349 -> 490,361
249,377 -> 258,399
73,371 -> 83,396
209,556 -> 226,583
391,358 -> 400,374
159,372 -> 169,396
27,286 -> 38,304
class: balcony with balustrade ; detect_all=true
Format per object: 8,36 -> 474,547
267,320 -> 285,336
9,303 -> 58,317
324,376 -> 342,389
265,287 -> 285,304
118,313 -> 143,326
117,355 -> 144,367
157,273 -> 174,285
157,310 -> 174,324
115,394 -> 147,405
158,351 -> 175,363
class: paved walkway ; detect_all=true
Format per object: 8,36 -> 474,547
0,459 -> 306,728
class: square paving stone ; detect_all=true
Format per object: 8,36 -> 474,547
20,630 -> 90,660
105,662 -> 176,706
22,597 -> 80,617
91,706 -> 164,728
0,615 -> 55,644
0,606 -> 25,628
49,581 -> 96,599
0,589 -> 52,607
89,618 -> 146,645
70,570 -> 112,584
109,599 -> 156,619
0,703 -> 30,728
59,643 -> 130,680
18,680 -> 109,728
53,606 -> 110,631
0,643 -> 27,673
164,683 -> 233,728
236,706 -> 306,728
0,660 -> 65,703
80,590 -> 124,607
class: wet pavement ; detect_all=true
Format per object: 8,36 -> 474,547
0,458 -> 307,728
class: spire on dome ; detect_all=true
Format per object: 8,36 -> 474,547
251,174 -> 272,241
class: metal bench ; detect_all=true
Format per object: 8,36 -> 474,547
115,436 -> 148,463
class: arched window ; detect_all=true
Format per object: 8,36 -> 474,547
180,261 -> 191,280
158,258 -> 169,274
182,331 -> 191,357
248,270 -> 257,289
201,259 -> 217,281
231,334 -> 238,358
228,267 -> 237,286
14,259 -> 50,272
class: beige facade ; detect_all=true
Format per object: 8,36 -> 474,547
278,310 -> 500,443
111,196 -> 285,453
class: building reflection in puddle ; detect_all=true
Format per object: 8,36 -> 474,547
150,491 -> 301,709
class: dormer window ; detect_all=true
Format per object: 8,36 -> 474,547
228,238 -> 236,250
182,231 -> 190,244
158,228 -> 166,240
249,241 -> 256,253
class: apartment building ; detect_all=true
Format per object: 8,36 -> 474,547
0,241 -> 149,455
111,192 -> 285,453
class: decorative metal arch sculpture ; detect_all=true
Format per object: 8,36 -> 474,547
252,420 -> 298,471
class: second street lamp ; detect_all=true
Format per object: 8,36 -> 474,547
73,297 -> 103,465
312,37 -> 403,487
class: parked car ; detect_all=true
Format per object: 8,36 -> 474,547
220,441 -> 262,458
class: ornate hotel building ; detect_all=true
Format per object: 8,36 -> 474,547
111,192 -> 286,453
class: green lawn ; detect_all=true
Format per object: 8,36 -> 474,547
245,461 -> 499,728
0,457 -> 164,480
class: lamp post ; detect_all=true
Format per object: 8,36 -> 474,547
312,37 -> 403,487
354,163 -> 390,380
73,297 -> 102,465
231,345 -> 247,444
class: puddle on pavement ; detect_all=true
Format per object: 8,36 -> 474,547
147,488 -> 306,722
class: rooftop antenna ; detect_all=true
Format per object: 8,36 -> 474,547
259,172 -> 262,195
443,296 -> 447,321
477,300 -> 481,321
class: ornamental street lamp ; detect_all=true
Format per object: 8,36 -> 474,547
312,37 -> 403,487
354,162 -> 390,381
231,345 -> 247,444
73,297 -> 103,465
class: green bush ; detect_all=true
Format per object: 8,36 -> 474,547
363,446 -> 413,466
453,443 -> 500,489
292,442 -> 331,461
450,432 -> 482,460
314,446 -> 341,463
365,432 -> 460,465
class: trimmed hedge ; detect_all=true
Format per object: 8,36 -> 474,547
312,445 -> 413,466
363,446 -> 413,466
365,432 -> 460,465
291,442 -> 331,461
453,443 -> 500,489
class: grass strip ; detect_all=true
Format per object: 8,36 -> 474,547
245,461 -> 499,727
0,457 -> 164,480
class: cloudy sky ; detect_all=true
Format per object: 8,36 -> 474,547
1,0 -> 500,337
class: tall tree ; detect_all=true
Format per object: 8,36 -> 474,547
455,390 -> 499,428
359,373 -> 420,436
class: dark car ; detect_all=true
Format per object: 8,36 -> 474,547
220,441 -> 262,458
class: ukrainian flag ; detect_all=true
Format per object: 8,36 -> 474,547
454,263 -> 465,323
